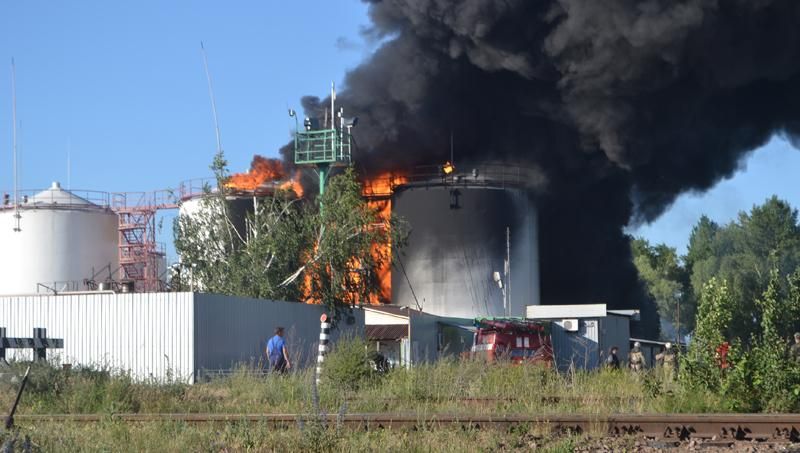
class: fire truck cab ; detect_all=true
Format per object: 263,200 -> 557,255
470,318 -> 553,365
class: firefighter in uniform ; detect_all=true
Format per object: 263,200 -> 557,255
628,341 -> 645,372
791,333 -> 800,363
656,342 -> 676,380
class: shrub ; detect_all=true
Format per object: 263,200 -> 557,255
320,337 -> 376,393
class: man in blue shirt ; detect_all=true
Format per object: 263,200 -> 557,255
266,327 -> 291,373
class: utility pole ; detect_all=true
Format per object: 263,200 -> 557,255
505,226 -> 511,317
11,58 -> 21,232
676,293 -> 681,345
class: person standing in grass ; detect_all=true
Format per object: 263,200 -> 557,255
628,341 -> 645,372
656,342 -> 676,381
605,346 -> 620,369
267,327 -> 291,373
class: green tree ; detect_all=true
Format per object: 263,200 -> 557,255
685,215 -> 718,272
680,277 -> 734,391
174,152 -> 405,323
718,270 -> 800,411
686,197 -> 800,340
631,238 -> 692,338
173,151 -> 308,301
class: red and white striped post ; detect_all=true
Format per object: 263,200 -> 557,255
316,313 -> 331,384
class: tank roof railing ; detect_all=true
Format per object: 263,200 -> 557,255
177,177 -> 218,202
0,188 -> 112,211
177,177 -> 299,201
363,164 -> 537,197
36,281 -> 85,295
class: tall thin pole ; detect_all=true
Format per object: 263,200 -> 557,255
11,59 -> 20,232
200,42 -> 223,154
67,137 -> 71,190
450,130 -> 454,165
676,295 -> 681,345
505,226 -> 511,317
330,81 -> 335,130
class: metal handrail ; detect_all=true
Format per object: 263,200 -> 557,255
362,164 -> 535,197
177,177 -> 217,201
295,128 -> 351,165
0,188 -> 111,210
36,281 -> 83,294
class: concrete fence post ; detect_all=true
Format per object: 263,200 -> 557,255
316,314 -> 331,384
33,328 -> 47,362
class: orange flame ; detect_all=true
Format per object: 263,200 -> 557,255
225,155 -> 304,197
279,171 -> 305,197
299,171 -> 407,306
362,172 -> 407,305
226,156 -> 286,191
442,161 -> 455,175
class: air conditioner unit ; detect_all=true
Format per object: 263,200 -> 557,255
560,319 -> 579,332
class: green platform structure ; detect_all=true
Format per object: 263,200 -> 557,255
291,83 -> 354,197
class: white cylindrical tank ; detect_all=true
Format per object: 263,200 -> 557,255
0,182 -> 119,294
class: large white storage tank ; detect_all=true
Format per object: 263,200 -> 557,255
390,164 -> 541,319
0,182 -> 119,294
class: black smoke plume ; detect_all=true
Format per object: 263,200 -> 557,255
284,0 -> 800,333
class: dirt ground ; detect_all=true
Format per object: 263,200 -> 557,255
570,436 -> 800,452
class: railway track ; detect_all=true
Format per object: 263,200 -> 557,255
13,413 -> 800,442
366,396 -> 644,404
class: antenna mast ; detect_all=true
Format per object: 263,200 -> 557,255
67,137 -> 71,190
505,226 -> 511,317
200,42 -> 223,154
11,59 -> 20,232
450,130 -> 454,166
330,81 -> 335,128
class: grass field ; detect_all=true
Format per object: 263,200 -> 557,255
0,341 -> 724,452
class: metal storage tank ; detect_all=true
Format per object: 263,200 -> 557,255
390,165 -> 540,319
176,178 -> 294,242
0,182 -> 119,294
178,193 -> 255,239
176,180 -> 295,288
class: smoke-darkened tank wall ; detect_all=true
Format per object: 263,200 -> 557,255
391,185 -> 539,319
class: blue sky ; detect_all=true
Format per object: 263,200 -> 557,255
1,1 -> 798,262
629,136 -> 800,254
0,1 -> 372,192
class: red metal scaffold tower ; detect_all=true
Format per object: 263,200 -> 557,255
112,191 -> 178,292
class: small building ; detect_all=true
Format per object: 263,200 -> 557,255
364,306 -> 473,367
0,292 -> 363,382
526,304 -> 639,371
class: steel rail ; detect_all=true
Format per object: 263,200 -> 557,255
363,396 -> 644,404
13,413 -> 800,441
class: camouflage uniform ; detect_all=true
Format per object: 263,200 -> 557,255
629,343 -> 645,372
656,343 -> 676,381
791,334 -> 800,363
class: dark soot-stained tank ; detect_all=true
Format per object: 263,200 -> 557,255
391,172 -> 540,319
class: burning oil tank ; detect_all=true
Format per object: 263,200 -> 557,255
389,165 -> 540,319
176,175 -> 301,288
178,157 -> 303,241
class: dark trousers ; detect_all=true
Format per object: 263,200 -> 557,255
270,358 -> 287,374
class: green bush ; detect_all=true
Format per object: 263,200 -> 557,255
682,270 -> 800,412
319,337 -> 377,393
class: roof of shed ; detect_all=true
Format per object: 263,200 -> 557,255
366,324 -> 409,340
363,305 -> 422,318
526,304 -> 640,320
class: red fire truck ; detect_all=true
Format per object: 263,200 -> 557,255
469,318 -> 553,365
